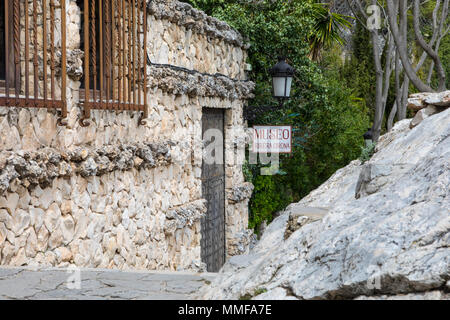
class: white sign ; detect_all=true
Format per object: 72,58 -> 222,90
252,126 -> 292,153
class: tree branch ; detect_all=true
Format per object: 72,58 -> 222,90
413,0 -> 447,90
345,0 -> 369,29
386,0 -> 435,92
382,34 -> 395,107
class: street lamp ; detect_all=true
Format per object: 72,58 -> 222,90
269,56 -> 295,107
363,128 -> 373,147
243,57 -> 295,122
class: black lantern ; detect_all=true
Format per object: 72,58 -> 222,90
269,57 -> 295,105
363,128 -> 373,146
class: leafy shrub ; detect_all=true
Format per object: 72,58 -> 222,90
184,0 -> 370,232
359,142 -> 377,164
249,175 -> 293,232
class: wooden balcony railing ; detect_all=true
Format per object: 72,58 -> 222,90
79,0 -> 148,126
0,0 -> 67,125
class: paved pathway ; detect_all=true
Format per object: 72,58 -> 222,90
0,266 -> 216,300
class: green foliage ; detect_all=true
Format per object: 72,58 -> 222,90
326,23 -> 376,118
254,288 -> 268,296
416,0 -> 450,90
309,2 -> 354,61
239,288 -> 268,300
242,160 -> 253,183
359,142 -> 377,164
248,175 -> 293,232
182,0 -> 229,16
439,35 -> 450,89
184,0 -> 370,231
239,293 -> 253,300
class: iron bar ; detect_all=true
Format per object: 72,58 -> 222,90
105,0 -> 111,109
141,0 -> 148,124
81,0 -> 91,126
137,0 -> 141,107
139,0 -> 148,125
50,1 -> 55,105
99,0 -> 103,109
60,0 -> 68,124
43,0 -> 48,103
0,0 -> 68,120
122,0 -> 126,108
91,0 -> 97,104
132,0 -> 136,109
25,0 -> 30,104
76,0 -> 148,124
117,0 -> 122,106
5,0 -> 10,104
14,0 -> 20,99
33,0 -> 38,102
112,0 -> 116,110
127,0 -> 132,110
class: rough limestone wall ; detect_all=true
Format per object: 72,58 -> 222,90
0,0 -> 254,270
147,0 -> 255,259
147,0 -> 248,80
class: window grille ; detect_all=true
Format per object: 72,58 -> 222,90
78,0 -> 148,126
0,0 -> 68,125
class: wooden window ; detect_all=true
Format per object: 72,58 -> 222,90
0,0 -> 67,125
78,0 -> 148,126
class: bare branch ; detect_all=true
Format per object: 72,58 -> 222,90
382,34 -> 395,106
386,0 -> 435,92
387,101 -> 397,131
413,0 -> 447,90
355,0 -> 369,20
345,0 -> 370,29
432,0 -> 441,31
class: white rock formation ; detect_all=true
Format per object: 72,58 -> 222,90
200,107 -> 450,300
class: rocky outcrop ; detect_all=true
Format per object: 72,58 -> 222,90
0,142 -> 173,196
355,290 -> 450,300
284,206 -> 328,240
408,90 -> 450,128
407,91 -> 450,110
200,107 -> 450,300
148,64 -> 255,100
228,182 -> 254,204
227,230 -> 254,257
164,200 -> 207,236
66,49 -> 84,81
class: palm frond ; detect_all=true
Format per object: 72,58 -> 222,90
309,3 -> 354,61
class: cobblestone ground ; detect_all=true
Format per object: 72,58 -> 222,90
0,267 -> 216,300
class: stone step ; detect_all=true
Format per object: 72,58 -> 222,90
0,266 -> 216,300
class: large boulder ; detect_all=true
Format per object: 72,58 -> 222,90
408,90 -> 450,128
407,90 -> 450,110
200,108 -> 450,300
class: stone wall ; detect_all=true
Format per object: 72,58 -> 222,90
147,0 -> 249,79
0,0 -> 254,270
